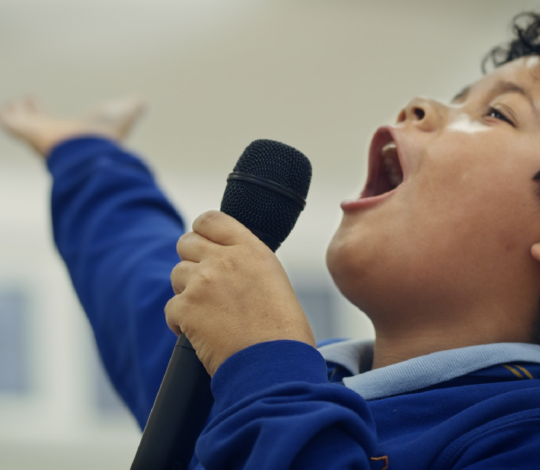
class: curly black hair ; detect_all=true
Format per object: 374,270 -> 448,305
483,12 -> 540,345
483,12 -> 540,72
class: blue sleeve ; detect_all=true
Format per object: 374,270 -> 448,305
197,340 -> 379,470
47,137 -> 182,429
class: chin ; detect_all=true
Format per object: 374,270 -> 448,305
326,225 -> 400,318
326,230 -> 367,308
326,232 -> 342,281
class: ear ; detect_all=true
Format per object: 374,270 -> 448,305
531,243 -> 540,262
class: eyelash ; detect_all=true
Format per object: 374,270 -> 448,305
487,107 -> 514,126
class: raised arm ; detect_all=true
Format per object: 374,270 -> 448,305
0,97 -> 182,428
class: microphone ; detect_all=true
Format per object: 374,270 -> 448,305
131,139 -> 312,470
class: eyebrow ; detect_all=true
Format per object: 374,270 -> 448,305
451,86 -> 471,103
493,81 -> 537,110
451,81 -> 539,115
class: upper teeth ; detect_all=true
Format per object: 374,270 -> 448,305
382,141 -> 397,157
381,141 -> 403,187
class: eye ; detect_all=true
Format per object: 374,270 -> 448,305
487,107 -> 514,126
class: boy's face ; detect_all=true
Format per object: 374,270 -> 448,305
327,57 -> 540,329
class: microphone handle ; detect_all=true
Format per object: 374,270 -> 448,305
130,334 -> 214,470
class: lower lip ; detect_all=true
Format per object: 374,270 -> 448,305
340,188 -> 398,212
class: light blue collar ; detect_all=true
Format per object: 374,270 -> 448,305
318,340 -> 540,400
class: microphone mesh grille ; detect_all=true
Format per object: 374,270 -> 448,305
232,140 -> 311,199
220,140 -> 312,248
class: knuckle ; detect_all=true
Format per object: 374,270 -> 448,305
174,264 -> 192,294
196,265 -> 215,287
164,296 -> 180,324
165,295 -> 189,334
176,232 -> 193,255
170,261 -> 181,277
178,289 -> 196,311
217,251 -> 238,272
194,210 -> 221,231
170,263 -> 182,284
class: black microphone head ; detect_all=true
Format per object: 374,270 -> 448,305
220,139 -> 312,252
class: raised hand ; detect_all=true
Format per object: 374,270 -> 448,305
0,96 -> 145,157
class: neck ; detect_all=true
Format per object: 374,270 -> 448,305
370,309 -> 533,370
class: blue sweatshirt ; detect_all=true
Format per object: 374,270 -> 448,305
47,137 -> 540,470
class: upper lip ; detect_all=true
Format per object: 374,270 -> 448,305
361,126 -> 406,198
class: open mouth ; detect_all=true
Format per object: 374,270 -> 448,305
361,129 -> 405,199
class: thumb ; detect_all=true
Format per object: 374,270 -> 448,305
192,210 -> 257,247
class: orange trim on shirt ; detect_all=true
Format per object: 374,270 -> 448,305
513,365 -> 534,380
371,455 -> 389,470
502,364 -> 524,379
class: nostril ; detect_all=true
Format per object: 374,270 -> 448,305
413,107 -> 425,120
397,110 -> 406,123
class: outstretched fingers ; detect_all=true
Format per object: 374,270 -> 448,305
84,96 -> 147,140
1,96 -> 43,119
0,97 -> 41,141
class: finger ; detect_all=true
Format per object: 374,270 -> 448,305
0,102 -> 20,127
164,295 -> 183,337
26,96 -> 44,113
23,96 -> 34,110
0,101 -> 14,115
12,99 -> 29,113
170,259 -> 197,295
192,210 -> 256,247
176,231 -> 215,263
0,107 -> 9,123
0,100 -> 19,120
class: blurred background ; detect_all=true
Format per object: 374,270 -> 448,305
0,0 -> 538,468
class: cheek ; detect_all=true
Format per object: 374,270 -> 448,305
410,158 -> 534,265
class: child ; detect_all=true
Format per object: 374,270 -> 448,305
2,12 -> 540,470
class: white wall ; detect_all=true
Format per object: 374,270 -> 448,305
0,1 -> 538,468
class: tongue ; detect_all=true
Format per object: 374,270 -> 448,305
361,163 -> 394,198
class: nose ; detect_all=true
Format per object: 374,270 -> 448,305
397,97 -> 444,132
